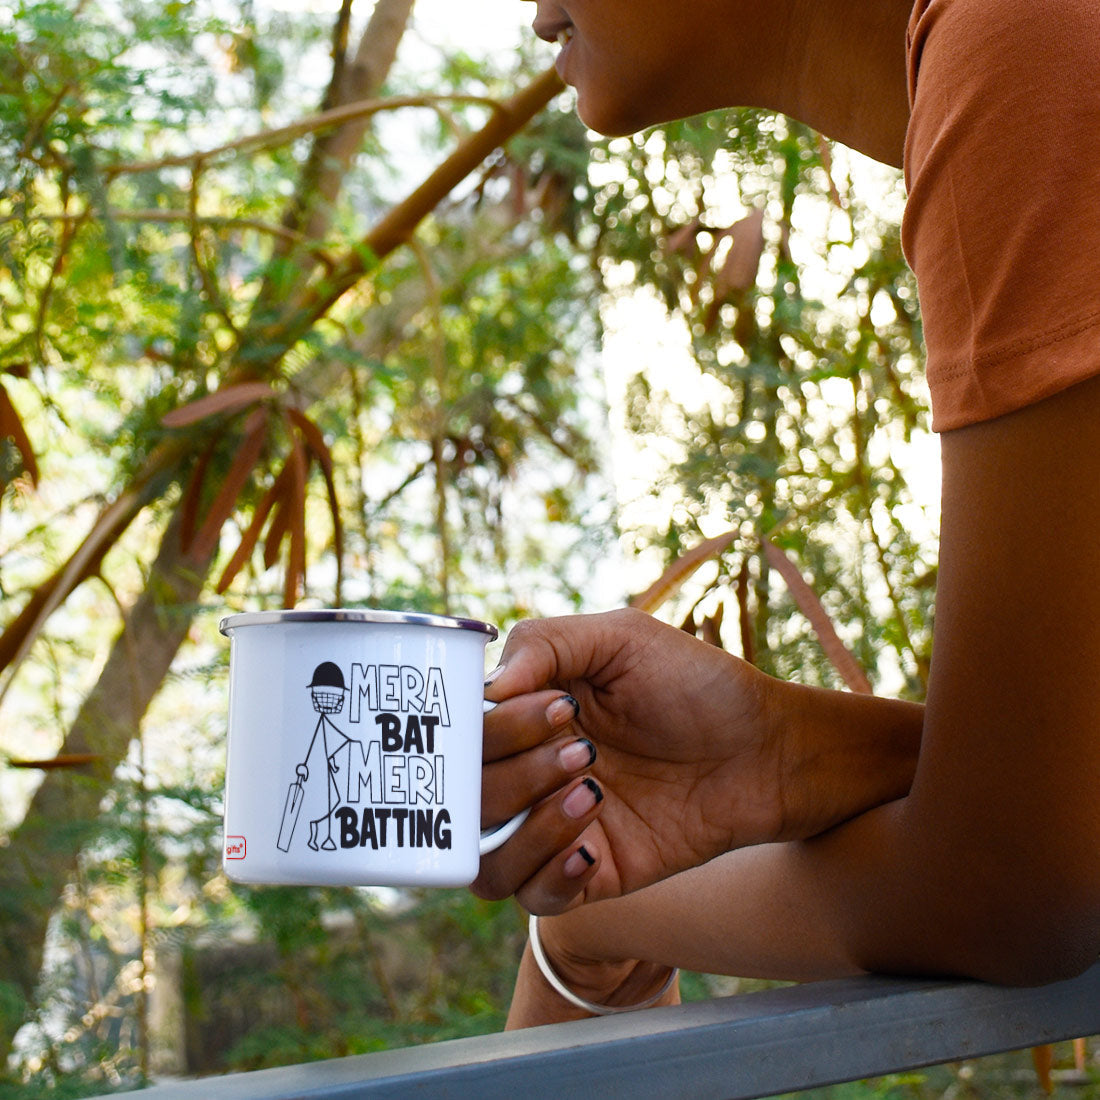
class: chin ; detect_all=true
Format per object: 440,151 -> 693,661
575,81 -> 706,138
575,96 -> 658,138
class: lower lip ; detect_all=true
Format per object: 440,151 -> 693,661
554,37 -> 574,79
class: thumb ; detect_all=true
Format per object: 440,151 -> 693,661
484,609 -> 645,701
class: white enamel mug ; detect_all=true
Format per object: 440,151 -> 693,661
219,609 -> 527,887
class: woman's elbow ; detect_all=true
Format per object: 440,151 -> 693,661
851,871 -> 1100,987
975,903 -> 1100,986
937,880 -> 1100,987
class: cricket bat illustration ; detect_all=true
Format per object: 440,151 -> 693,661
277,778 -> 304,852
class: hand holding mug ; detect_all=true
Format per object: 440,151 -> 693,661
475,607 -> 785,913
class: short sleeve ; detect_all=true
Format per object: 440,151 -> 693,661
902,0 -> 1100,431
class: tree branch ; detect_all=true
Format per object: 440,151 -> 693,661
243,66 -> 565,362
100,94 -> 503,177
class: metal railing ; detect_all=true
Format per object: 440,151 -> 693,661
113,963 -> 1100,1100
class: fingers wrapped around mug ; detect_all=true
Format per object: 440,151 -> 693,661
478,688 -> 604,909
482,688 -> 593,828
472,777 -> 605,912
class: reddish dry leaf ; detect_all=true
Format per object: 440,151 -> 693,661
8,753 -> 99,770
0,382 -> 40,486
1028,1041 -> 1088,1091
1031,1045 -> 1054,1094
263,480 -> 293,570
284,439 -> 308,607
286,408 -> 333,476
816,134 -> 846,210
190,409 -> 270,561
700,604 -> 725,648
179,439 -> 218,552
215,467 -> 289,594
763,538 -> 873,695
630,530 -> 738,614
702,208 -> 766,333
665,218 -> 701,257
713,208 -> 765,301
160,381 -> 275,429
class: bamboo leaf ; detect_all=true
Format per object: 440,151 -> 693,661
284,438 -> 308,607
630,529 -> 738,614
178,439 -> 218,552
215,465 -> 289,594
763,538 -> 873,694
287,408 -> 344,601
160,381 -> 275,429
0,382 -> 40,486
190,409 -> 270,560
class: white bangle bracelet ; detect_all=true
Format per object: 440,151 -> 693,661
528,914 -> 679,1016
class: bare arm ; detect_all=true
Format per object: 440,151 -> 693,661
807,370 -> 1100,982
505,373 -> 1100,1027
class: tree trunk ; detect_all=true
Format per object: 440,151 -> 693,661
250,0 -> 416,330
288,0 -> 416,245
0,509 -> 215,1059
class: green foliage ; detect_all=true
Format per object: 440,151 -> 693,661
591,112 -> 933,696
0,0 -> 606,1089
778,1047 -> 1100,1100
173,884 -> 524,1075
0,985 -> 25,1058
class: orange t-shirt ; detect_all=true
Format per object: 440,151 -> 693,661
902,0 -> 1100,431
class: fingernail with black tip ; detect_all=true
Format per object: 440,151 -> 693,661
563,845 -> 596,878
558,737 -> 597,773
562,777 -> 603,819
546,694 -> 580,729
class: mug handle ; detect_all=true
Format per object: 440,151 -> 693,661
479,700 -> 531,855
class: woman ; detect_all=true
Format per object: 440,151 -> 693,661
480,0 -> 1100,1026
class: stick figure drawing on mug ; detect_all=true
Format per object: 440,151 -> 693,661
276,661 -> 352,853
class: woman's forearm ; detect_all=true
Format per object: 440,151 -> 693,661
514,789 -> 1055,1031
525,844 -> 866,994
761,678 -> 922,841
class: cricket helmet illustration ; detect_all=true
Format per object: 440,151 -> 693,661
308,660 -> 347,715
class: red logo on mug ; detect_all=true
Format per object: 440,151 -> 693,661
225,836 -> 247,859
